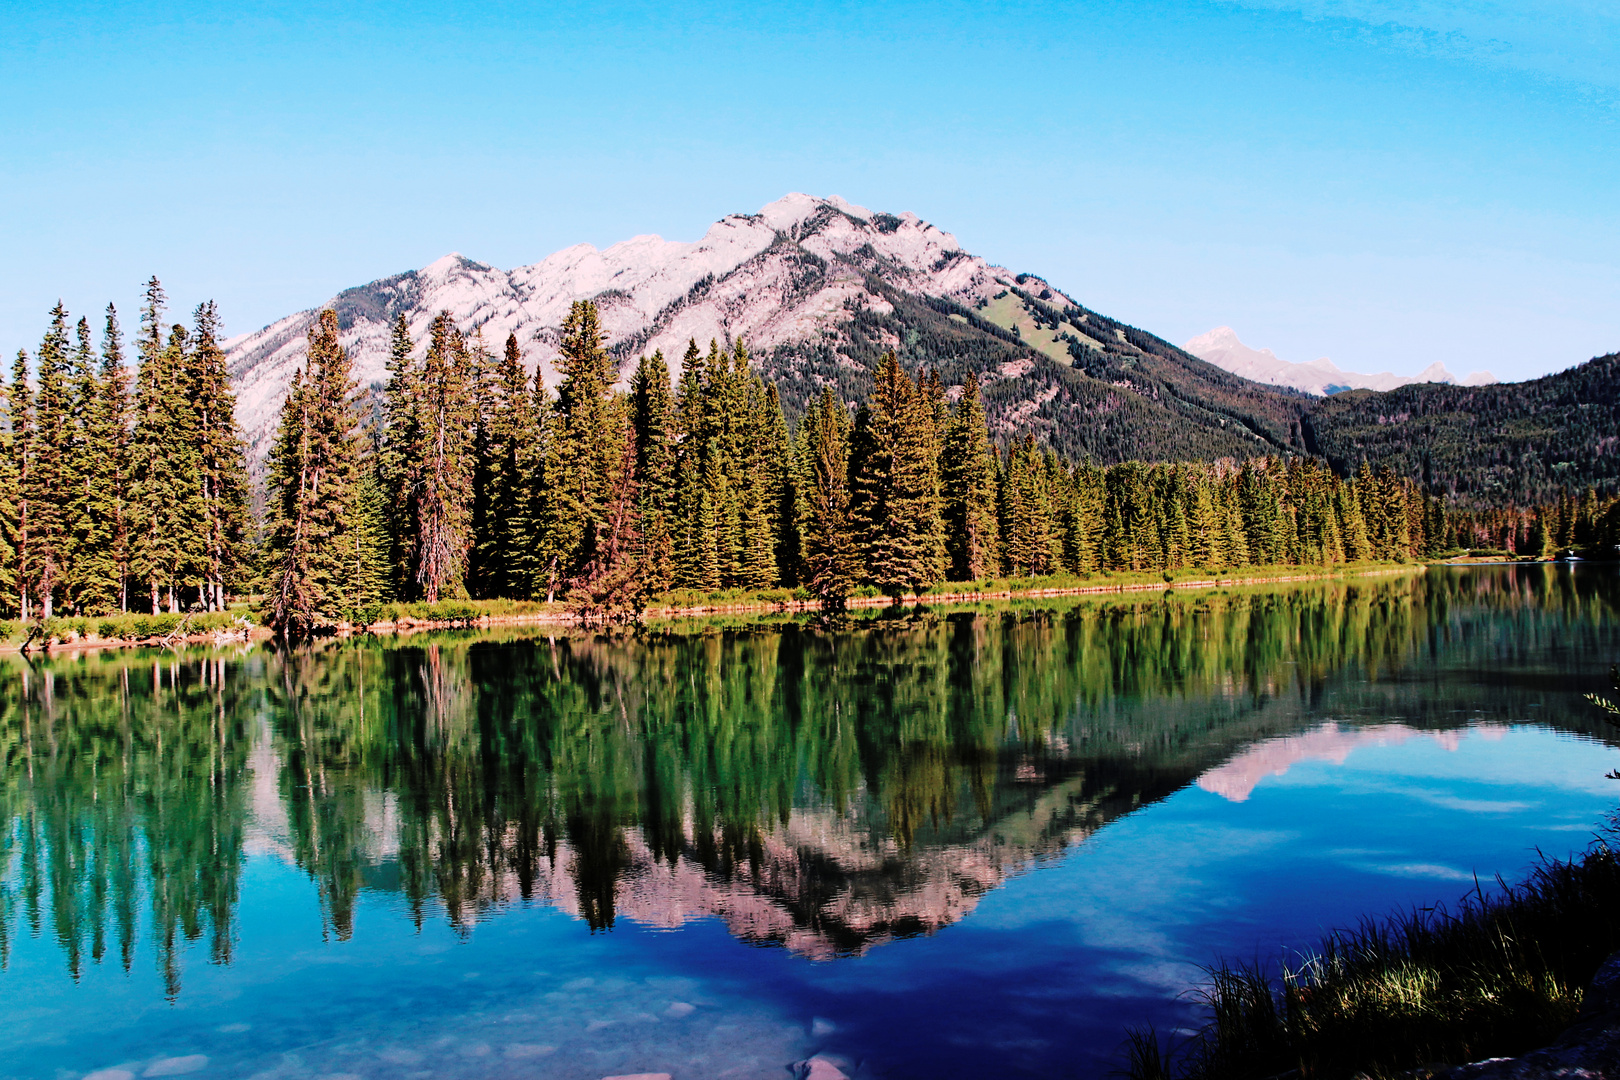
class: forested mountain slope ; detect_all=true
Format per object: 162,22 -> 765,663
1303,353 -> 1620,505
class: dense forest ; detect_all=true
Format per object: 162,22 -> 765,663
3,290 -> 1618,633
1303,352 -> 1620,506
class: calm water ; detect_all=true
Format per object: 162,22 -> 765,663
3,566 -> 1619,1080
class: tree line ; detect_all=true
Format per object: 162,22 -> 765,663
8,292 -> 1608,632
264,299 -> 1456,634
0,281 -> 249,622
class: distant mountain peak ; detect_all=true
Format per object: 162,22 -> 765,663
1184,326 -> 1496,396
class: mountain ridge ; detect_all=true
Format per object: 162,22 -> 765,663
1184,325 -> 1496,396
226,194 -> 1307,470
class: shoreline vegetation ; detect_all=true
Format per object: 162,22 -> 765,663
1,561 -> 1430,653
1129,668 -> 1620,1080
1127,838 -> 1620,1080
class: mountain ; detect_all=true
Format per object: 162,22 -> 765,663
1184,326 -> 1496,396
1302,352 -> 1620,504
228,195 -> 1617,505
227,194 -> 1313,469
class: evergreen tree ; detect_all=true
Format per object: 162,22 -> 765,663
129,278 -> 206,613
670,339 -> 710,590
941,373 -> 1000,581
8,348 -> 31,618
1000,436 -> 1053,576
28,303 -> 73,617
395,312 -> 478,603
472,332 -> 540,598
91,305 -> 134,612
0,364 -> 17,616
264,310 -> 361,636
630,350 -> 676,592
850,353 -> 944,600
379,313 -> 421,594
344,464 -> 393,616
189,301 -> 251,611
537,301 -> 629,601
793,387 -> 857,608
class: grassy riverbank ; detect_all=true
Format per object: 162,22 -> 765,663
0,562 -> 1425,650
1129,839 -> 1620,1080
0,609 -> 252,647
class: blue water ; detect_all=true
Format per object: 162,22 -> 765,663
2,566 -> 1618,1080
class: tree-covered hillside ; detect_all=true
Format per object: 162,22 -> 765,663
760,275 -> 1312,465
1303,353 -> 1620,506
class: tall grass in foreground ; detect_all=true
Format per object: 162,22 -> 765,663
1130,841 -> 1620,1080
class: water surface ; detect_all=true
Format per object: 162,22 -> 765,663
3,566 -> 1618,1079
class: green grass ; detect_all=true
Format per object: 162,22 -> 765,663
0,610 -> 253,645
1129,840 -> 1620,1080
367,598 -> 559,624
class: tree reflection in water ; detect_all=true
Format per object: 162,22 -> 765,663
1,565 -> 1615,992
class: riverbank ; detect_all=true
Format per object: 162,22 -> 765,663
0,561 -> 1428,653
1128,836 -> 1620,1080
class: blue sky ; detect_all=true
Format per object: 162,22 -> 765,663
2,0 -> 1615,382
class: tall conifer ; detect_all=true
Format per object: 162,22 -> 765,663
941,374 -> 999,581
189,301 -> 251,611
793,388 -> 857,608
630,350 -> 676,592
850,353 -> 944,600
28,303 -> 73,617
264,310 -> 360,636
8,349 -> 31,618
82,306 -> 133,612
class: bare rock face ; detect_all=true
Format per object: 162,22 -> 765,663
1438,951 -> 1620,1079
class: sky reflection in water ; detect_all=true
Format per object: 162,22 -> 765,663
2,565 -> 1618,1080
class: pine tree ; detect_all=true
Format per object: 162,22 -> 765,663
129,278 -> 206,613
91,305 -> 134,612
537,301 -> 630,601
466,328 -> 500,598
1000,436 -> 1052,576
27,303 -> 77,618
264,310 -> 361,636
189,301 -> 251,611
941,373 -> 1000,581
471,332 -> 540,598
850,352 -> 944,600
61,316 -> 102,613
379,313 -> 421,595
630,350 -> 676,592
793,387 -> 857,608
670,339 -> 709,590
8,348 -> 31,618
0,365 -> 18,616
344,464 -> 393,617
396,312 -> 478,603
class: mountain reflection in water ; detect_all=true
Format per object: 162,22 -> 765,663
2,565 -> 1616,997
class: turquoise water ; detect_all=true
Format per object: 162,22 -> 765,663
2,565 -> 1618,1079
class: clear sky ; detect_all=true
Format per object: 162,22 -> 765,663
3,1 -> 1615,382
